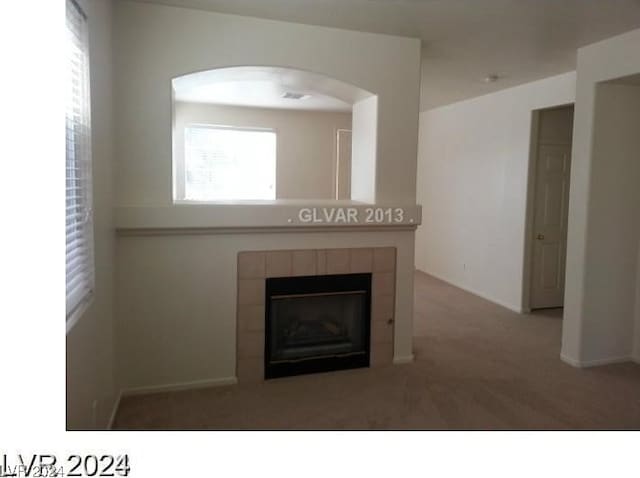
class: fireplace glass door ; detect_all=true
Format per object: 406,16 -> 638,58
271,291 -> 366,361
265,273 -> 371,378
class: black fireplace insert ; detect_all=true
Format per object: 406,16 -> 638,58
265,273 -> 371,379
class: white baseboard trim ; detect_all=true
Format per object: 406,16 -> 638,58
107,391 -> 122,431
417,269 -> 524,314
393,354 -> 415,365
561,353 -> 634,368
121,376 -> 238,397
560,353 -> 582,367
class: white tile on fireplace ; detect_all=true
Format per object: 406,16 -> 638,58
371,319 -> 394,344
238,251 -> 266,279
237,304 -> 265,332
266,250 -> 293,278
237,332 -> 264,359
326,249 -> 350,274
372,294 -> 395,323
370,342 -> 394,367
316,250 -> 327,275
374,247 -> 396,272
373,271 -> 395,296
292,250 -> 316,276
350,248 -> 373,273
238,279 -> 265,306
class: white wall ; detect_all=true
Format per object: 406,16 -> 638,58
580,83 -> 640,361
66,0 -> 117,430
351,96 -> 378,203
173,102 -> 351,200
562,28 -> 640,366
415,72 -> 576,312
117,230 -> 415,390
113,1 -> 421,391
635,242 -> 640,362
114,1 -> 420,206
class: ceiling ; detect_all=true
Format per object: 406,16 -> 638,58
173,66 -> 365,112
139,0 -> 640,110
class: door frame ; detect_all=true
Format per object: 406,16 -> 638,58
521,103 -> 574,312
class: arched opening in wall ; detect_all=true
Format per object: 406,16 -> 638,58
171,66 -> 377,203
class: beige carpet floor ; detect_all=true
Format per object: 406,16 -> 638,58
113,271 -> 640,430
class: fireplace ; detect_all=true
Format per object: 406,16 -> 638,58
265,273 -> 371,379
236,248 -> 396,383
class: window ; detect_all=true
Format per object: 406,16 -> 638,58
181,125 -> 276,201
66,0 -> 94,327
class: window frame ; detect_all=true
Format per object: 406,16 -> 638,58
175,123 -> 278,203
66,0 -> 94,332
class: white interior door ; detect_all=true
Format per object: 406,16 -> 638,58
336,129 -> 352,199
530,106 -> 574,309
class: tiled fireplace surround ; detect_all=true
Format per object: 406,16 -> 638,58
236,247 -> 397,382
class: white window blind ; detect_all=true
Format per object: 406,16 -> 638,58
66,0 -> 94,324
183,125 -> 276,201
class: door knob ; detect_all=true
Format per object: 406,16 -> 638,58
536,234 -> 545,240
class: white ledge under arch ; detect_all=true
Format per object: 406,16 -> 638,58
115,203 -> 422,234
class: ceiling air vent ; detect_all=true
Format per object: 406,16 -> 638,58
281,92 -> 311,100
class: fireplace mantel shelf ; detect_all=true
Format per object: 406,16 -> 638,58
115,203 -> 422,235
